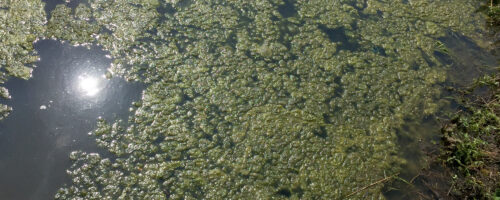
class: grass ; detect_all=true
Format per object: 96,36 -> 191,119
485,0 -> 500,27
440,74 -> 500,199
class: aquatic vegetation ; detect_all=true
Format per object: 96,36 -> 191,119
0,86 -> 10,120
0,0 -> 46,120
48,0 -> 485,199
0,86 -> 9,99
0,104 -> 11,121
0,0 -> 489,199
46,4 -> 99,46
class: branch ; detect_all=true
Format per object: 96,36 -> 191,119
343,173 -> 398,199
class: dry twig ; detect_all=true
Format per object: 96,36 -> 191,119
343,174 -> 398,199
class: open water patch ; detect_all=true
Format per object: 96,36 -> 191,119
277,0 -> 297,18
43,0 -> 81,20
318,25 -> 360,51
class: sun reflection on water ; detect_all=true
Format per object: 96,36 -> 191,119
77,75 -> 102,97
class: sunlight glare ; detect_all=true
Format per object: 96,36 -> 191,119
78,75 -> 100,96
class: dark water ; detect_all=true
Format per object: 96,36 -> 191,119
43,0 -> 81,19
0,40 -> 143,200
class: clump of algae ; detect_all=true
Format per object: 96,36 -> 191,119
0,0 -> 487,199
0,0 -> 46,120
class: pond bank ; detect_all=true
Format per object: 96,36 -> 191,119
383,1 -> 500,199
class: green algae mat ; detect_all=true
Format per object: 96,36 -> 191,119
0,0 -> 488,199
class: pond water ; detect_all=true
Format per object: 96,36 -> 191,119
0,0 -> 498,199
0,40 -> 143,200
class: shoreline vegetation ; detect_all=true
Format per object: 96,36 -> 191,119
383,1 -> 500,199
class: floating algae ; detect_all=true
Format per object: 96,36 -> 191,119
0,0 -> 46,119
0,0 -> 486,199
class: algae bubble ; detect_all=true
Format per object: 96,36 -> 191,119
0,0 -> 487,199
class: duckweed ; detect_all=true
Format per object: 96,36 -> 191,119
0,0 -> 488,199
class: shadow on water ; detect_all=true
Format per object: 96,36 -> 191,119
439,32 -> 498,87
0,40 -> 143,200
